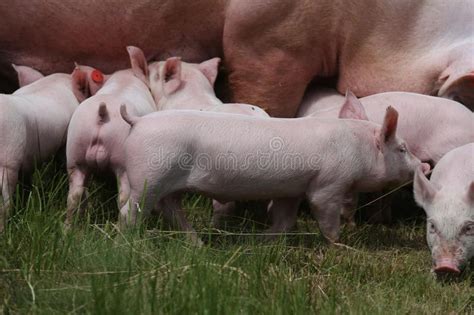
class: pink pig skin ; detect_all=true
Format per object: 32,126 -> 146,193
414,143 -> 474,275
129,47 -> 270,228
300,89 -> 474,164
129,47 -> 270,119
300,89 -> 474,224
297,87 -> 346,118
1,1 -> 474,116
118,106 -> 428,244
65,49 -> 157,226
0,65 -> 95,232
206,103 -> 269,117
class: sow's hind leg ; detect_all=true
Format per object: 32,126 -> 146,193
224,54 -> 314,118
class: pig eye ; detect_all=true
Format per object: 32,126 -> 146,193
398,144 -> 407,154
461,222 -> 474,236
428,222 -> 437,234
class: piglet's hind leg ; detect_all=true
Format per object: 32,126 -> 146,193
265,198 -> 301,241
117,171 -> 130,209
0,167 -> 18,233
65,168 -> 88,227
159,194 -> 203,247
211,200 -> 236,229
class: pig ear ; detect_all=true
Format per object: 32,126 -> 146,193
413,165 -> 438,209
71,66 -> 89,102
75,63 -> 107,96
438,72 -> 474,109
127,46 -> 149,84
380,106 -> 398,143
12,64 -> 44,87
198,57 -> 221,86
161,57 -> 182,95
338,90 -> 369,120
436,48 -> 474,109
465,182 -> 474,205
88,69 -> 107,95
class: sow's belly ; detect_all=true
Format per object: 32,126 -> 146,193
0,0 -> 225,90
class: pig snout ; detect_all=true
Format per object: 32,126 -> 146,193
400,155 -> 428,183
421,163 -> 431,175
433,258 -> 461,275
409,154 -> 430,176
432,241 -> 465,276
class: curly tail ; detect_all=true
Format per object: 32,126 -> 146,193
120,104 -> 140,126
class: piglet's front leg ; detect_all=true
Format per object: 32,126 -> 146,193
307,185 -> 348,243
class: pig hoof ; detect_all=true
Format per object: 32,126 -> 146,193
343,220 -> 356,229
62,221 -> 73,233
191,237 -> 204,248
325,237 -> 340,245
260,230 -> 289,243
261,234 -> 278,243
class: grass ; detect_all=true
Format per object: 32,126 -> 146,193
0,161 -> 472,314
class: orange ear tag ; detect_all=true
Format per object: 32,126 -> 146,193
91,69 -> 104,83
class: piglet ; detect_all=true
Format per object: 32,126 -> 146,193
302,89 -> 474,224
297,87 -> 345,118
128,47 -> 270,228
205,103 -> 269,117
414,143 -> 474,276
128,46 -> 269,118
118,105 -> 428,244
0,64 -> 101,231
65,47 -> 158,225
206,102 -> 271,228
144,54 -> 222,110
337,91 -> 474,164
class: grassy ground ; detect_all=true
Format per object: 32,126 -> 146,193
0,162 -> 472,314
